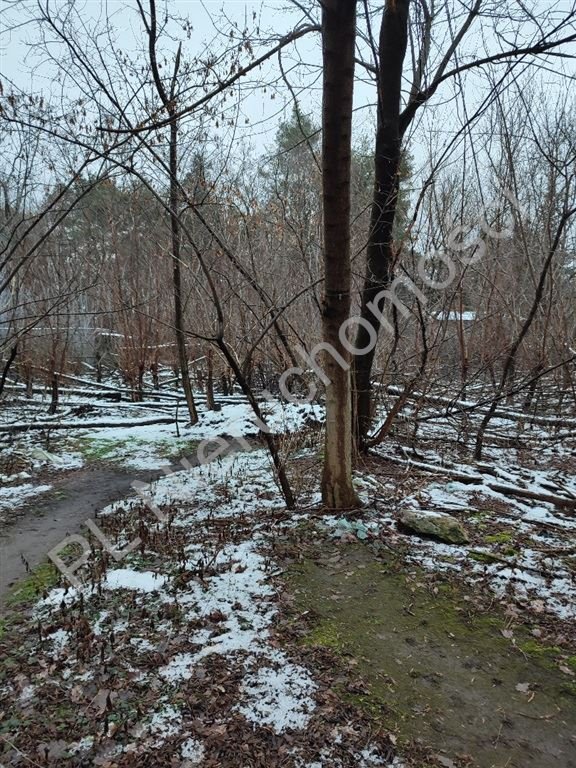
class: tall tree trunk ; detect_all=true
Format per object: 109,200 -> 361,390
170,118 -> 198,425
146,3 -> 198,426
25,367 -> 33,398
352,0 -> 410,446
320,0 -> 360,509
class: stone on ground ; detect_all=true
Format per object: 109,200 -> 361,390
398,509 -> 469,545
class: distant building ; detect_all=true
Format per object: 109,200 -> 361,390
433,310 -> 477,322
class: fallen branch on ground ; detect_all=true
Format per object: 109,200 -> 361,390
374,451 -> 576,512
0,416 -> 176,433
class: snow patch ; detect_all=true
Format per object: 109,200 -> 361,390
181,737 -> 205,763
104,569 -> 166,592
0,482 -> 52,511
236,653 -> 317,733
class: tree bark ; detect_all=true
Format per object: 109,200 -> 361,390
169,117 -> 199,425
145,2 -> 198,426
320,0 -> 360,509
206,347 -> 216,410
48,372 -> 59,415
221,372 -> 229,396
0,345 -> 17,399
352,0 -> 410,445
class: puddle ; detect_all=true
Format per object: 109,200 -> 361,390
289,544 -> 576,768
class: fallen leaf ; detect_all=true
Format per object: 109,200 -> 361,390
70,684 -> 85,703
37,741 -> 68,760
92,688 -> 115,715
433,755 -> 456,768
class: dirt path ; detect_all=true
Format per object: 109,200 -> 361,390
0,438 -> 249,606
0,465 -> 169,603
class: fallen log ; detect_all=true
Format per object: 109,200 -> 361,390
0,416 -> 176,433
375,451 -> 576,512
383,384 -> 576,429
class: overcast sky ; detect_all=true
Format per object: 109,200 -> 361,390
1,1 -> 574,190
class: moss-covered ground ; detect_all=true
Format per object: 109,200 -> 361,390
288,543 -> 576,768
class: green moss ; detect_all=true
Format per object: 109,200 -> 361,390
302,618 -> 343,650
485,532 -> 513,544
560,682 -> 576,699
503,547 -> 520,557
342,687 -> 392,719
77,437 -> 125,461
518,639 -> 562,660
469,509 -> 491,519
288,543 -> 576,765
0,717 -> 21,735
0,618 -> 6,639
6,561 -> 61,606
468,550 -> 503,564
157,439 -> 200,459
76,435 -> 199,464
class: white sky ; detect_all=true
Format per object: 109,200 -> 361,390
1,2 -> 332,151
0,1 -> 574,189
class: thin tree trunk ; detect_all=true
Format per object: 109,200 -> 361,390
170,118 -> 198,425
151,362 -> 160,389
49,372 -> 59,415
206,347 -> 216,410
25,368 -> 33,399
522,362 -> 543,412
137,363 -> 145,402
352,0 -> 410,446
146,4 -> 198,426
457,292 -> 468,398
0,344 -> 17,399
221,372 -> 229,396
320,0 -> 360,509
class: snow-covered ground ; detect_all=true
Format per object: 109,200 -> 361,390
0,448 -> 85,522
0,390 -> 322,471
1,450 -> 398,766
79,398 -> 323,470
1,379 -> 575,764
0,481 -> 53,518
323,437 -> 576,625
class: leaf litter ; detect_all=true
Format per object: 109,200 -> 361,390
0,448 -> 400,767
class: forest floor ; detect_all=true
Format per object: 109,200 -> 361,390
0,383 -> 575,767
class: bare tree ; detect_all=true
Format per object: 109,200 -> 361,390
138,0 -> 199,424
352,0 -> 576,445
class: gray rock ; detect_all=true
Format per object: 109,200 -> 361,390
398,509 -> 470,545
